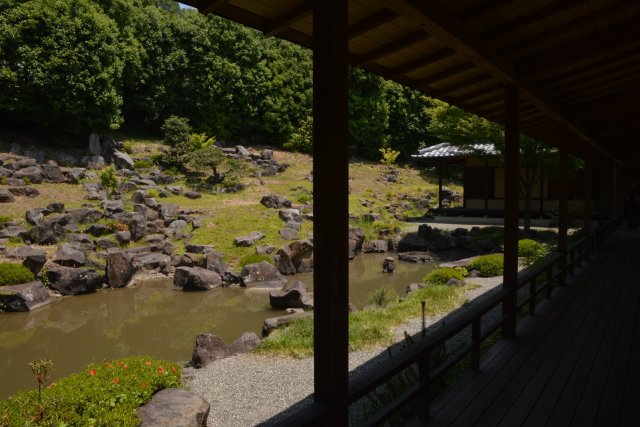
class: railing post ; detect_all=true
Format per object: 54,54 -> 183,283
471,318 -> 481,371
529,277 -> 536,316
558,145 -> 569,287
419,351 -> 432,418
502,84 -> 519,339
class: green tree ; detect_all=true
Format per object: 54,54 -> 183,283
0,0 -> 125,135
426,100 -> 557,233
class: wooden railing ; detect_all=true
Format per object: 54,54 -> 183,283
279,219 -> 620,427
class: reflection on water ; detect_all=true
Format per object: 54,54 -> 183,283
0,251 -> 467,398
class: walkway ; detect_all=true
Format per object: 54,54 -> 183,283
430,228 -> 640,426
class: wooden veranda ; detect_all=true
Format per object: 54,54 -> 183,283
179,1 -> 640,425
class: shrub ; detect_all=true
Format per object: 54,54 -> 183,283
146,188 -> 160,198
423,267 -> 467,286
368,286 -> 398,308
0,215 -> 12,228
0,356 -> 181,426
379,146 -> 400,167
133,159 -> 152,169
99,166 -> 118,197
518,239 -> 549,267
120,140 -> 135,154
0,262 -> 35,286
239,253 -> 274,268
468,254 -> 504,277
284,115 -> 312,154
160,116 -> 192,171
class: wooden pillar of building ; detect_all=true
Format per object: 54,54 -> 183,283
484,160 -> 489,216
312,0 -> 349,423
539,169 -> 544,217
558,145 -> 569,287
583,153 -> 593,235
502,84 -> 519,339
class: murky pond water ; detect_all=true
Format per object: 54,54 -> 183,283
0,251 -> 468,398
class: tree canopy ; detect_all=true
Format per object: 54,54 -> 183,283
0,0 -> 435,159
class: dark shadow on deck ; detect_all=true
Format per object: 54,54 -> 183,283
430,228 -> 640,426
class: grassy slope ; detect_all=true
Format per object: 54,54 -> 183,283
0,139 -> 463,269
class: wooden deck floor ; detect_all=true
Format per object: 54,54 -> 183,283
430,229 -> 640,427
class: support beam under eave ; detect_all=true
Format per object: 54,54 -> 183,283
502,84 -> 519,339
558,145 -> 569,287
312,0 -> 349,424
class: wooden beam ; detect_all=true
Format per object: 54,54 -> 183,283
348,9 -> 398,40
481,0 -> 585,41
352,31 -> 430,67
385,48 -> 456,79
200,0 -> 227,14
451,83 -> 502,104
500,2 -> 640,58
263,0 -> 313,36
458,0 -> 513,22
551,64 -> 640,98
560,74 -> 640,105
380,0 -> 599,151
431,73 -> 492,97
312,0 -> 349,423
502,84 -> 519,339
413,62 -> 475,90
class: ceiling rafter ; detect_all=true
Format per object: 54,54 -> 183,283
262,1 -> 313,36
413,62 -> 475,90
384,48 -> 456,79
431,73 -> 492,97
481,0 -> 585,41
348,9 -> 398,40
352,31 -> 430,67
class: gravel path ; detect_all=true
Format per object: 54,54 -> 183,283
186,274 -> 507,426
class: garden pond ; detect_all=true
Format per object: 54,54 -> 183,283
0,251 -> 469,398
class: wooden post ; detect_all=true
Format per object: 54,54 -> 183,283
539,169 -> 544,217
484,160 -> 489,216
558,145 -> 569,287
313,1 -> 349,424
438,162 -> 443,210
502,84 -> 519,339
583,154 -> 593,235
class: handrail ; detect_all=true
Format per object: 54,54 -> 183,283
276,218 -> 620,426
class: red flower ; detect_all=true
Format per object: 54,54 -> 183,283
170,367 -> 177,373
157,367 -> 165,375
113,377 -> 119,385
144,361 -> 151,366
124,364 -> 129,369
90,369 -> 96,376
117,361 -> 123,367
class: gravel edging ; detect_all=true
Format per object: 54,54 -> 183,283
186,274 -> 506,427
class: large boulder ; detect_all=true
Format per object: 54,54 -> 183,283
53,243 -> 86,267
269,281 -> 313,309
41,164 -> 66,183
12,166 -> 43,183
112,150 -> 134,170
260,194 -> 291,209
106,251 -> 135,288
0,190 -> 15,203
240,261 -> 286,289
7,246 -> 47,275
137,388 -> 209,427
228,332 -> 261,355
233,231 -> 265,247
44,264 -> 102,295
174,267 -> 223,291
279,227 -> 300,241
0,281 -> 50,312
278,208 -> 301,223
203,252 -> 241,285
191,334 -> 230,368
7,186 -> 40,198
397,252 -> 435,263
273,245 -> 296,275
262,311 -> 313,337
362,239 -> 389,253
67,208 -> 103,224
348,227 -> 365,259
133,252 -> 172,274
0,225 -> 28,240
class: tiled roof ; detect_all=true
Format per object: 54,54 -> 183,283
412,142 -> 500,159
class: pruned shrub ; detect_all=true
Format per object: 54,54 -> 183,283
239,253 -> 274,268
518,239 -> 549,267
0,262 -> 35,286
423,267 -> 467,286
468,254 -> 504,277
133,159 -> 152,169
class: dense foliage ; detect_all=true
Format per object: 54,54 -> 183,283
423,267 -> 468,286
0,0 -> 434,159
518,238 -> 550,267
468,254 -> 504,277
0,356 -> 181,426
0,262 -> 35,286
